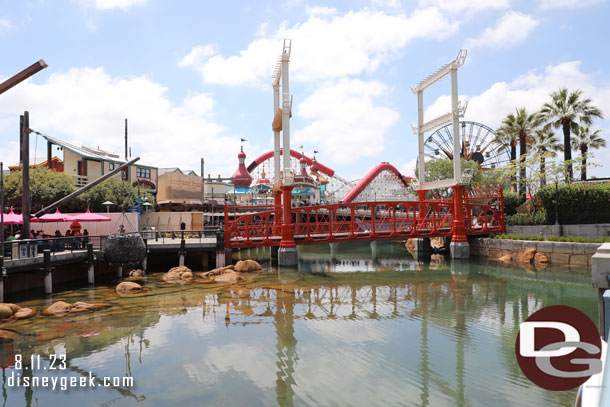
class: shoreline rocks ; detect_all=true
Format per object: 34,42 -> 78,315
162,266 -> 193,282
43,301 -> 111,316
116,281 -> 143,294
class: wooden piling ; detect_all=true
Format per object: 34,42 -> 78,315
179,238 -> 186,267
117,265 -> 123,280
142,239 -> 148,272
87,243 -> 95,284
43,249 -> 52,294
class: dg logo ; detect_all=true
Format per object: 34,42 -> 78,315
515,305 -> 602,391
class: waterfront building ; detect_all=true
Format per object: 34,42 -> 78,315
41,135 -> 158,192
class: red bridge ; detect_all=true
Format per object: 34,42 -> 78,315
224,186 -> 505,249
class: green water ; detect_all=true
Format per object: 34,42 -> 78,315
0,241 -> 597,406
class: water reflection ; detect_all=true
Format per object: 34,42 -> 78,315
0,241 -> 597,407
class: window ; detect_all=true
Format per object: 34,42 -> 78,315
136,167 -> 151,179
109,162 -> 115,171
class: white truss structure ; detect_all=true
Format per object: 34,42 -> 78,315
347,169 -> 417,203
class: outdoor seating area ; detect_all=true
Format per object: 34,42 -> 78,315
2,207 -> 110,260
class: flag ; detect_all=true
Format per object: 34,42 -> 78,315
241,138 -> 247,142
314,150 -> 319,154
299,145 -> 303,149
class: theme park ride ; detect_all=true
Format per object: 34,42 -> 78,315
224,44 -> 506,266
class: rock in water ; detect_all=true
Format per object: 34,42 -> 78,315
14,308 -> 35,319
0,305 -> 13,319
520,248 -> 537,264
116,281 -> 142,294
104,233 -> 147,264
129,269 -> 146,277
212,271 -> 241,283
46,301 -> 73,315
234,260 -> 262,272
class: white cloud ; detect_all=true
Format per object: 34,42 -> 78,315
419,0 -> 509,14
178,44 -> 217,68
294,78 -> 399,164
466,11 -> 539,49
0,67 -> 241,176
0,18 -> 14,30
539,0 -> 603,9
77,0 -> 148,10
305,6 -> 338,16
399,158 -> 417,178
182,7 -> 458,86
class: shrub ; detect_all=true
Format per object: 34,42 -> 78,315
536,182 -> 610,224
490,233 -> 610,243
506,209 -> 547,226
503,191 -> 523,216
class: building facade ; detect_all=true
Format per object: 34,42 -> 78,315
42,135 -> 158,193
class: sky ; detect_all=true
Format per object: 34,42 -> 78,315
0,0 -> 609,182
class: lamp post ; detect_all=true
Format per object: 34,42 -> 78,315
102,200 -> 114,214
143,202 -> 152,235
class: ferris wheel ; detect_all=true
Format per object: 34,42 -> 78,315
424,121 -> 510,169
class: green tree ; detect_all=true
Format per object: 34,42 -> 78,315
571,125 -> 606,181
539,88 -> 603,181
531,129 -> 562,186
501,108 -> 542,197
78,178 -> 138,212
4,168 -> 76,211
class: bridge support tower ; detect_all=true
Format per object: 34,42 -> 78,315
278,184 -> 298,266
450,185 -> 470,259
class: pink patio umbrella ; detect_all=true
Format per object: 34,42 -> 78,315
65,208 -> 111,236
3,208 -> 23,225
31,208 -> 70,236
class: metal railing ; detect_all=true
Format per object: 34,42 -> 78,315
1,235 -> 108,261
140,228 -> 218,244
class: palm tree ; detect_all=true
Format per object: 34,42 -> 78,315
532,130 -> 562,186
539,88 -> 603,181
571,125 -> 606,180
494,126 -> 517,192
501,108 -> 541,197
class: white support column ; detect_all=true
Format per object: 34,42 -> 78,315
281,40 -> 292,183
451,67 -> 461,182
273,82 -> 281,183
417,90 -> 425,186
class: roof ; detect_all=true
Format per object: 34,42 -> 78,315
43,134 -> 157,169
159,167 -> 182,175
159,168 -> 199,176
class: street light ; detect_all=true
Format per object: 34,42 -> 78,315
102,201 -> 114,213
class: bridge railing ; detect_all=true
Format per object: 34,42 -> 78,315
464,186 -> 505,235
224,187 -> 505,248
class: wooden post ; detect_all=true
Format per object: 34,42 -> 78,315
117,264 -> 123,280
43,249 -> 52,294
179,238 -> 186,266
0,60 -> 47,95
141,239 -> 148,272
47,141 -> 52,169
87,243 -> 95,284
21,112 -> 31,239
216,229 -> 225,268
